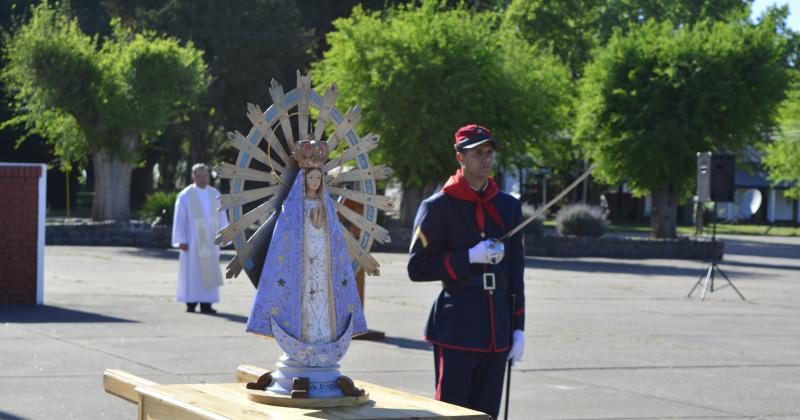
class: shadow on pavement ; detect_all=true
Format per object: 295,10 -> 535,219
379,336 -> 433,351
723,238 -> 800,259
120,247 -> 236,263
525,257 -> 760,278
721,259 -> 800,272
0,305 -> 137,323
197,311 -> 249,324
0,410 -> 29,420
188,311 -> 433,351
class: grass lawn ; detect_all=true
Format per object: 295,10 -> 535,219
543,220 -> 800,237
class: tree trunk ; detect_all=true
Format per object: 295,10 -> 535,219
91,134 -> 138,221
189,112 -> 211,168
399,184 -> 438,229
156,123 -> 185,190
650,186 -> 678,239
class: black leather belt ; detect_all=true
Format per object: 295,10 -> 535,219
445,273 -> 509,291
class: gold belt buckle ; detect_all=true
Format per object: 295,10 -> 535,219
483,273 -> 496,291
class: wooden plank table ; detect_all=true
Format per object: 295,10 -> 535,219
104,365 -> 490,419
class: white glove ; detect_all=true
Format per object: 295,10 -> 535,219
468,239 -> 504,264
507,329 -> 525,365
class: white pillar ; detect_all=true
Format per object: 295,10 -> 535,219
36,164 -> 46,305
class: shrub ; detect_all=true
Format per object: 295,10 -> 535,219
141,191 -> 178,227
555,204 -> 608,237
520,203 -> 545,237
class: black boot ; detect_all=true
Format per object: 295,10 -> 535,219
199,303 -> 217,314
186,302 -> 197,313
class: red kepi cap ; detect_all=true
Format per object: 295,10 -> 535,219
454,124 -> 497,151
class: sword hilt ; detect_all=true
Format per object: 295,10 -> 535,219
486,238 -> 504,265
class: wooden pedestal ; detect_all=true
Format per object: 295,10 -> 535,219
104,365 -> 489,419
246,388 -> 370,407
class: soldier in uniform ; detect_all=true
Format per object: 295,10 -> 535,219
408,124 -> 526,418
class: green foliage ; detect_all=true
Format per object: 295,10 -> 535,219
0,1 -> 96,170
555,203 -> 608,237
100,22 -> 209,139
501,0 -> 753,199
140,190 -> 179,226
1,1 -> 209,167
503,0 -> 751,80
504,0 -> 605,80
763,77 -> 800,198
312,0 -> 572,189
575,18 -> 791,199
102,0 -> 316,166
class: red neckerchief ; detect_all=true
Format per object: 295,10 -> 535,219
441,169 -> 506,233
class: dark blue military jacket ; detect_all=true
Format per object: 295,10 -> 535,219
408,190 -> 525,352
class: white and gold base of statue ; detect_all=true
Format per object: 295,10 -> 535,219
244,353 -> 369,408
246,390 -> 370,409
245,356 -> 370,408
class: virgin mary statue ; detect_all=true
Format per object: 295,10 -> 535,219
246,140 -> 367,399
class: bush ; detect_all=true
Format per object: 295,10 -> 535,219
141,191 -> 178,227
521,203 -> 545,237
555,204 -> 608,237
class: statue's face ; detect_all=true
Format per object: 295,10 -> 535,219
305,169 -> 322,194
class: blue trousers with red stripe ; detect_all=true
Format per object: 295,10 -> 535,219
433,345 -> 509,419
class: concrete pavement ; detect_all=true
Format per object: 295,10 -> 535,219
1,234 -> 799,419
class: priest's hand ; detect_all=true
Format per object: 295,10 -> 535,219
179,243 -> 188,251
507,329 -> 525,365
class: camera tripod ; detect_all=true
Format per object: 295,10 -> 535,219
688,202 -> 746,300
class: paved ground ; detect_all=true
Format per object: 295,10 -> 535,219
1,234 -> 799,419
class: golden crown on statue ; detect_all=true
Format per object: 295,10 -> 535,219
293,140 -> 330,169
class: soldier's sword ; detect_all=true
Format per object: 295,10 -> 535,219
495,164 -> 598,243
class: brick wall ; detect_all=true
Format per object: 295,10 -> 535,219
0,165 -> 42,304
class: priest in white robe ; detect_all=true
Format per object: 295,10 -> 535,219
171,164 -> 229,313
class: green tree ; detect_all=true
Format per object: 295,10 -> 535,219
501,0 -> 754,207
576,18 -> 790,238
313,0 -> 571,226
2,1 -> 208,220
503,0 -> 751,80
763,78 -> 800,198
102,0 -> 316,182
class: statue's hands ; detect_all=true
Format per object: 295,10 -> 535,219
507,329 -> 525,365
468,239 -> 504,265
179,243 -> 188,251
